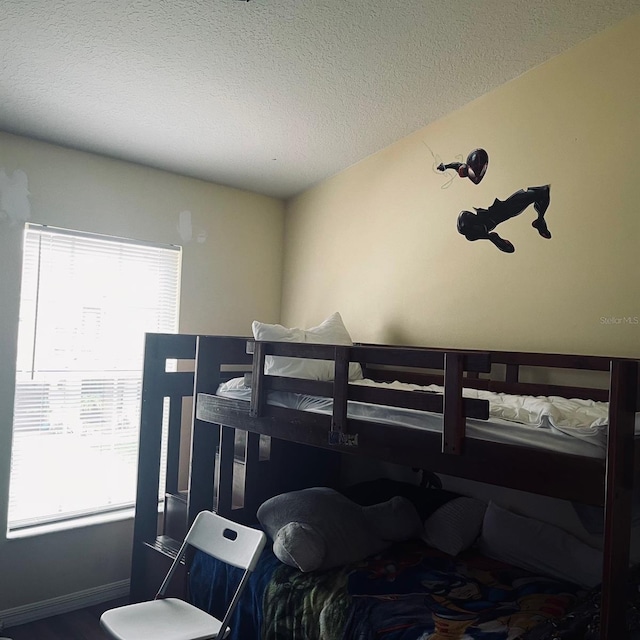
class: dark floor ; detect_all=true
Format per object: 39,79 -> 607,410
4,598 -> 128,640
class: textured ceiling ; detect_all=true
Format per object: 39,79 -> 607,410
1,1 -> 639,199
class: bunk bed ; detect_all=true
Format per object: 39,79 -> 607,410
130,332 -> 640,639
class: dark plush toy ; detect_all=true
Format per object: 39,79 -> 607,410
257,487 -> 422,572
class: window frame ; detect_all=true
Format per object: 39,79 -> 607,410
8,223 -> 182,532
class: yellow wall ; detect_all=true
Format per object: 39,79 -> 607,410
0,132 -> 284,610
283,13 -> 640,359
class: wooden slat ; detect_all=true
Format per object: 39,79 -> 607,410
164,396 -> 183,495
216,425 -> 235,517
250,341 -> 266,418
443,352 -> 464,454
355,342 -> 617,370
243,430 -> 262,517
505,363 -> 519,383
331,346 -> 349,432
353,345 -> 491,373
491,350 -> 613,370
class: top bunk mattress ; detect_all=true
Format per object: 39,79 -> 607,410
216,377 -> 640,459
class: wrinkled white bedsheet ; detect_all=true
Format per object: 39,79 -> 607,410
217,377 -> 640,459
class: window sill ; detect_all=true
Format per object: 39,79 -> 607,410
6,507 -> 138,539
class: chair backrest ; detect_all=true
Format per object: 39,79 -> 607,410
156,510 -> 267,604
185,510 -> 266,571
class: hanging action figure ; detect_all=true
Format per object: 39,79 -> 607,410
456,185 -> 551,253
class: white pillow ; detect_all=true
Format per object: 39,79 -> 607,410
252,312 -> 363,381
421,496 -> 487,556
478,501 -> 602,588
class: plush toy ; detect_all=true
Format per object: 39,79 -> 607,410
257,487 -> 422,572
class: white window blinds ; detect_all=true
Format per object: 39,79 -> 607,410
8,224 -> 181,529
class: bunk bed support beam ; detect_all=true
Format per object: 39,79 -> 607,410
196,396 -> 606,505
600,359 -> 639,639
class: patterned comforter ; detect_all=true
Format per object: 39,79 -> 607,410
190,541 -> 585,639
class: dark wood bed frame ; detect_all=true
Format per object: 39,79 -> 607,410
130,332 -> 639,639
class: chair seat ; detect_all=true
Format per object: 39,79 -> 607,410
100,598 -> 225,640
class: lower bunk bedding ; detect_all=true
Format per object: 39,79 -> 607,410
186,476 -> 640,639
189,540 -> 586,640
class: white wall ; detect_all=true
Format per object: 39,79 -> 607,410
0,132 -> 284,610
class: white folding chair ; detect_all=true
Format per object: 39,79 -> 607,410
101,511 -> 266,640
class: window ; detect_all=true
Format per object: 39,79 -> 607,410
8,224 -> 181,530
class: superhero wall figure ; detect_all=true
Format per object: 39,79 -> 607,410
436,148 -> 551,253
457,185 -> 551,253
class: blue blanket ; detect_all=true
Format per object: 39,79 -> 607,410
190,541 -> 584,640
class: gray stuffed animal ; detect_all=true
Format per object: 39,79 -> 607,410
257,487 -> 422,572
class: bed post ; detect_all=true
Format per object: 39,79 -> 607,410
600,359 -> 639,639
443,352 -> 465,454
215,425 -> 237,517
130,333 -> 197,603
186,336 -> 227,526
249,340 -> 266,418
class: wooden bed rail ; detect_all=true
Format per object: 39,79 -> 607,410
246,340 -> 491,371
247,340 -> 491,455
358,343 -> 640,408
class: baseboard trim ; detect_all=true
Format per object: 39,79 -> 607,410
0,579 -> 129,629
